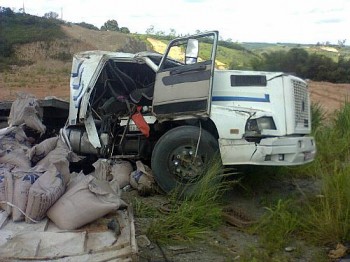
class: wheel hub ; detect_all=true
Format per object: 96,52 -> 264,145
169,146 -> 205,182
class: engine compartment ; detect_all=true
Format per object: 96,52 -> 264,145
67,59 -> 158,159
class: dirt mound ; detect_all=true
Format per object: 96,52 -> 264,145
62,25 -> 148,53
14,39 -> 94,62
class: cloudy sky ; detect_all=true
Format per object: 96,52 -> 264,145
1,0 -> 350,45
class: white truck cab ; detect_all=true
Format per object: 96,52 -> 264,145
63,31 -> 316,193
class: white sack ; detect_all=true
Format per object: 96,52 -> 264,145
130,161 -> 155,195
91,159 -> 111,181
25,160 -> 70,222
12,170 -> 43,222
8,93 -> 46,134
28,136 -> 59,164
47,174 -> 123,230
0,164 -> 14,212
35,138 -> 80,171
110,160 -> 133,188
0,126 -> 31,151
0,149 -> 31,169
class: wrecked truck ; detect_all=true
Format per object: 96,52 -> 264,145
60,31 -> 316,193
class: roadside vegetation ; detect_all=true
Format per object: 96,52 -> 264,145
0,7 -> 65,70
131,101 -> 350,260
133,157 -> 233,244
241,101 -> 350,260
252,48 -> 350,83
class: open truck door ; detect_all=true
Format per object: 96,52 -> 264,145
152,31 -> 218,121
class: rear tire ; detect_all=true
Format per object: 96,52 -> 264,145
151,125 -> 220,194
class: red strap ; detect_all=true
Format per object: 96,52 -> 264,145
131,106 -> 150,137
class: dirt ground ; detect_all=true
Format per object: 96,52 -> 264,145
121,172 -> 326,261
309,80 -> 350,114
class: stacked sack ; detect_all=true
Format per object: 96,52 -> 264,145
0,127 -> 75,222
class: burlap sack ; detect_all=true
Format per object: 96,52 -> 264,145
25,160 -> 69,222
0,126 -> 31,151
0,167 -> 7,210
0,149 -> 31,169
0,164 -> 13,212
35,138 -> 79,171
4,170 -> 14,215
110,160 -> 133,188
130,161 -> 155,195
28,136 -> 59,164
91,158 -> 111,181
47,174 -> 123,230
12,170 -> 43,222
8,93 -> 46,134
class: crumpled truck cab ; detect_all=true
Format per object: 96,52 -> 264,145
62,31 -> 316,194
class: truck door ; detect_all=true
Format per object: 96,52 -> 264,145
152,31 -> 218,120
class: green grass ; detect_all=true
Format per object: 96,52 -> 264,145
251,199 -> 302,252
132,197 -> 159,218
0,10 -> 66,70
249,101 -> 350,256
147,157 -> 232,244
301,165 -> 350,245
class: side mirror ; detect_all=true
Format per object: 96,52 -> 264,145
185,39 -> 199,64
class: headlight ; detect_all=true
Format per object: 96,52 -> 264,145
245,117 -> 276,135
256,117 -> 276,130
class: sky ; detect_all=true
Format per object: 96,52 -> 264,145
1,0 -> 350,45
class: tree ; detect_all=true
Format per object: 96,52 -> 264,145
119,27 -> 130,34
155,30 -> 165,36
338,39 -> 346,48
101,19 -> 119,31
146,25 -> 154,35
0,6 -> 14,17
75,22 -> 99,30
43,11 -> 59,19
169,28 -> 176,37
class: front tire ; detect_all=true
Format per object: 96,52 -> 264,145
151,125 -> 220,194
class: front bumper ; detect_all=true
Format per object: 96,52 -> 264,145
219,136 -> 316,166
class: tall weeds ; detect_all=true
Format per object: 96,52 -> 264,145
252,199 -> 301,251
147,157 -> 232,244
301,164 -> 350,244
254,101 -> 350,251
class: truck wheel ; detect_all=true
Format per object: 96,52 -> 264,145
151,125 -> 220,194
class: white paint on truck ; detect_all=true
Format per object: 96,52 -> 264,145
65,32 -> 315,171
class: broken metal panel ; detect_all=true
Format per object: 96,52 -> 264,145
84,112 -> 101,149
69,51 -> 137,125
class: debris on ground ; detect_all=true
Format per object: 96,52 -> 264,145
130,160 -> 155,196
0,94 -> 147,261
222,206 -> 257,228
0,207 -> 137,261
329,243 -> 348,259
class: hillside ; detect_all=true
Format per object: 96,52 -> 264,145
62,25 -> 149,53
242,42 -> 350,62
1,10 -> 350,114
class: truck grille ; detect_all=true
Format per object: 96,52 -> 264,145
292,79 -> 309,128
